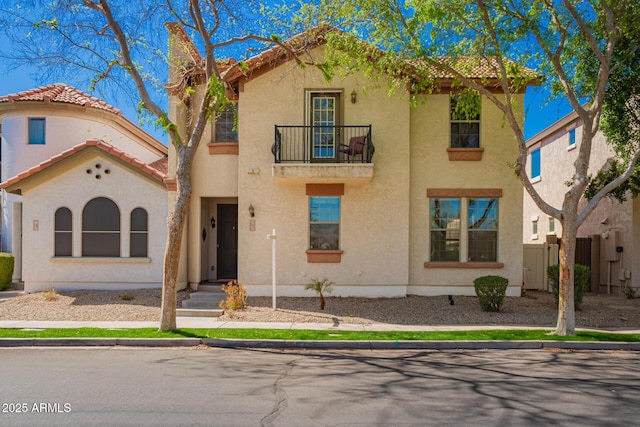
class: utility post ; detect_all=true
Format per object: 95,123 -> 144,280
266,229 -> 276,310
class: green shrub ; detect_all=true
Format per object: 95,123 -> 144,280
547,264 -> 590,308
473,275 -> 509,312
0,253 -> 14,290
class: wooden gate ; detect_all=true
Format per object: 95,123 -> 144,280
575,237 -> 592,268
523,243 -> 559,291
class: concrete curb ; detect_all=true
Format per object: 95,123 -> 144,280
0,338 -> 638,351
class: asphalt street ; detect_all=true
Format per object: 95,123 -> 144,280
1,347 -> 639,426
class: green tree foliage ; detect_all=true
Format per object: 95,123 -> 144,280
292,0 -> 640,335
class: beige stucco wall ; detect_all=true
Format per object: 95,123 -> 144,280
408,94 -> 524,296
17,149 -> 167,292
235,47 -> 411,297
1,105 -> 166,279
1,108 -> 162,181
171,44 -> 526,297
523,122 -> 634,293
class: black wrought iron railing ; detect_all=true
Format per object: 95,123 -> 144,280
273,125 -> 374,164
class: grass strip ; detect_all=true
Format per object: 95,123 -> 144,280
0,328 -> 638,342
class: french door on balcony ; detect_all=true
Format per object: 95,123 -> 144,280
308,91 -> 341,162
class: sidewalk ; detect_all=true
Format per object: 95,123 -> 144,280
0,318 -> 639,351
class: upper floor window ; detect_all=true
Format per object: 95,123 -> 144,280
569,129 -> 576,146
54,207 -> 72,256
215,103 -> 238,143
309,196 -> 340,250
531,148 -> 541,179
82,197 -> 120,257
29,118 -> 46,145
450,92 -> 480,148
130,208 -> 148,257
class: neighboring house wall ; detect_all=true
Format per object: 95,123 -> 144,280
0,85 -> 167,282
6,147 -> 167,292
523,113 -> 636,293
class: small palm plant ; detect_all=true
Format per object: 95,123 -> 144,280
305,278 -> 334,310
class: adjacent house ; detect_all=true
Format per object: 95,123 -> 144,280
167,25 -> 536,297
523,110 -> 639,294
0,84 -> 168,292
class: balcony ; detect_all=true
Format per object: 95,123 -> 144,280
272,125 -> 375,183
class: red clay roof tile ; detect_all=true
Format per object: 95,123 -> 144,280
0,139 -> 167,191
0,83 -> 122,115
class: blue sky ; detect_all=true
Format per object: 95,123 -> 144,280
0,32 -> 573,144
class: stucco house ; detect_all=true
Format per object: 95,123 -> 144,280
523,110 -> 638,295
0,84 -> 168,292
167,25 -> 536,298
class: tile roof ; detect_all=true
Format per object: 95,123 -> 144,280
0,139 -> 167,192
148,156 -> 169,175
223,25 -> 335,83
410,56 -> 540,82
223,25 -> 539,88
0,83 -> 122,115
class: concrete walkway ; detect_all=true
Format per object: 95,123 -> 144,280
0,318 -> 638,350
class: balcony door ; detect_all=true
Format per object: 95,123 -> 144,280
308,91 -> 341,162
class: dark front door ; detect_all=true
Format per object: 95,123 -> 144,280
217,204 -> 238,279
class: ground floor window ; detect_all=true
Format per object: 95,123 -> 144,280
130,208 -> 148,257
54,207 -> 72,256
309,196 -> 340,250
467,198 -> 498,262
429,197 -> 498,262
82,197 -> 121,257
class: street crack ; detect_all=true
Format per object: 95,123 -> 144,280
261,358 -> 297,426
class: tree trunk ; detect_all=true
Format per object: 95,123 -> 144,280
320,293 -> 325,310
159,149 -> 194,331
555,221 -> 578,336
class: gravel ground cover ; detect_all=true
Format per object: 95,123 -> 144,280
1,287 -> 640,329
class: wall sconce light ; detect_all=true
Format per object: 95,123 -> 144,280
210,217 -> 216,228
350,90 -> 357,104
249,204 -> 255,218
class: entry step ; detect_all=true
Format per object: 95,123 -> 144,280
176,308 -> 223,318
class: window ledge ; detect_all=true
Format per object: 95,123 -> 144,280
208,142 -> 239,155
447,148 -> 484,161
306,250 -> 343,263
424,262 -> 504,269
50,257 -> 151,264
566,144 -> 576,152
531,176 -> 541,184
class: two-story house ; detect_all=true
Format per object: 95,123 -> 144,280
523,110 -> 638,294
168,25 -> 536,298
0,84 -> 168,292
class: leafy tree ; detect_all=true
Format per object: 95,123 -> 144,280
0,0 -> 301,331
296,0 -> 640,335
585,32 -> 640,202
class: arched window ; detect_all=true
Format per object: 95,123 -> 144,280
130,208 -> 148,257
82,197 -> 120,257
54,207 -> 72,256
